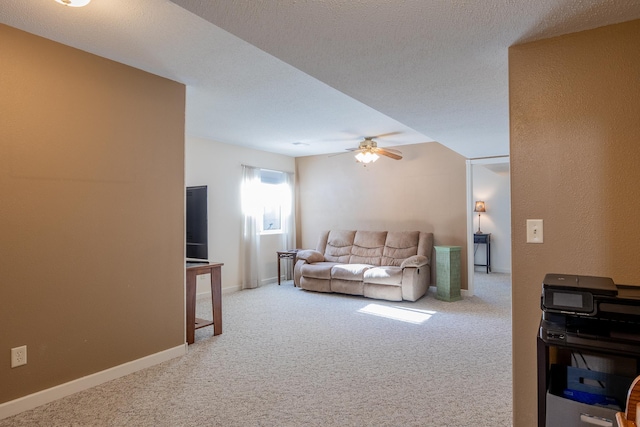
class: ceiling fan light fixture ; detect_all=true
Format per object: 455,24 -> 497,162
355,151 -> 379,164
55,0 -> 91,7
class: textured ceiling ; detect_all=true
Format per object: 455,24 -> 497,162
2,0 -> 640,159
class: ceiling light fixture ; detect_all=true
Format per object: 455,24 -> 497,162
55,0 -> 91,7
355,150 -> 379,164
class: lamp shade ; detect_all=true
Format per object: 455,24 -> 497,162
474,201 -> 486,213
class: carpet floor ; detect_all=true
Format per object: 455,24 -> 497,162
1,272 -> 513,426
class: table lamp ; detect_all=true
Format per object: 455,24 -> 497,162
474,201 -> 486,234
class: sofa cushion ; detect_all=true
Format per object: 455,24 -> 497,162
300,277 -> 332,293
363,266 -> 403,285
364,283 -> 402,301
323,230 -> 356,263
331,263 -> 372,281
300,262 -> 338,280
331,279 -> 364,296
382,231 -> 420,266
349,231 -> 387,265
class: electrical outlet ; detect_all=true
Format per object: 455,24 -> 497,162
11,345 -> 27,368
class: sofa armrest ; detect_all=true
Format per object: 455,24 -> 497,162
296,249 -> 325,263
401,255 -> 429,269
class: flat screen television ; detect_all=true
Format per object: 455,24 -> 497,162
186,185 -> 208,260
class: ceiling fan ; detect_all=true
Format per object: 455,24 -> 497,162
347,136 -> 403,164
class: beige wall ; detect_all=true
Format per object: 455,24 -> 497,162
510,19 -> 640,426
0,25 -> 185,403
295,142 -> 468,289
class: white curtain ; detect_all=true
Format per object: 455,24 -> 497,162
241,165 -> 262,289
281,172 -> 296,280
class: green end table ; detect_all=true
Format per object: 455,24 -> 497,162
435,245 -> 462,301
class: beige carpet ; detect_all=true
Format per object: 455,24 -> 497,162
1,273 -> 513,426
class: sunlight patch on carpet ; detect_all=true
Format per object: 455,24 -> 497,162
358,304 -> 436,324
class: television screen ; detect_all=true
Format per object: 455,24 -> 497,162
186,185 -> 208,260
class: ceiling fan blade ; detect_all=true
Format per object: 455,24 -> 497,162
376,148 -> 403,160
328,149 -> 360,157
378,147 -> 402,155
369,131 -> 403,139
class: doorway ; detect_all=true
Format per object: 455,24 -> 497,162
466,157 -> 511,295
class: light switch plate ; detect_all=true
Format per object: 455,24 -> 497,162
527,219 -> 543,243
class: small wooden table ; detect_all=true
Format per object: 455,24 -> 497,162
473,233 -> 491,273
277,250 -> 299,285
186,262 -> 223,344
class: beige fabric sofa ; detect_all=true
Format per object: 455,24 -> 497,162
293,230 -> 433,302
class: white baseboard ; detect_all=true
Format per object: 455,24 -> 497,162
222,285 -> 241,294
0,344 -> 186,421
473,267 -> 511,274
428,284 -> 471,298
196,279 -> 286,297
262,276 -> 293,286
196,284 -> 241,299
262,276 -> 276,286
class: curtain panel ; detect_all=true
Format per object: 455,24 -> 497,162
241,165 -> 262,289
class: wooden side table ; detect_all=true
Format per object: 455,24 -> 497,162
435,246 -> 462,302
277,250 -> 299,285
186,262 -> 223,344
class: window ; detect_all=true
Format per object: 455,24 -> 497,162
241,166 -> 295,289
258,170 -> 290,234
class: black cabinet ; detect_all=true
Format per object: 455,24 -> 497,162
537,324 -> 640,426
